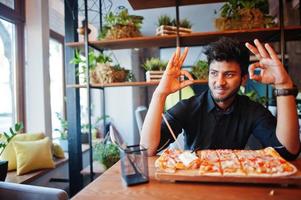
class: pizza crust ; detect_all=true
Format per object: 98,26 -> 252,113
155,148 -> 298,177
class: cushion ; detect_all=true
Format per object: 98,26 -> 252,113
13,137 -> 54,175
52,143 -> 65,158
0,133 -> 45,171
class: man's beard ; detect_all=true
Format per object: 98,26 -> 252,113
211,85 -> 240,103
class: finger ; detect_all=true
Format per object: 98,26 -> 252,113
264,43 -> 279,61
254,39 -> 270,58
245,42 -> 261,60
248,62 -> 265,78
166,52 -> 176,70
180,80 -> 194,89
249,74 -> 262,82
175,47 -> 180,61
181,70 -> 194,80
178,47 -> 189,68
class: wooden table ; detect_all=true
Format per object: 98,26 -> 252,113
72,157 -> 301,200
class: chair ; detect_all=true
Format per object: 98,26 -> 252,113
135,105 -> 185,151
0,181 -> 68,200
135,106 -> 147,132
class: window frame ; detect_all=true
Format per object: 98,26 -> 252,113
0,0 -> 25,128
49,29 -> 67,123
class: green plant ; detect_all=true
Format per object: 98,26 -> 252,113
191,60 -> 209,80
0,122 -> 23,156
142,58 -> 168,71
54,112 -> 68,140
93,140 -> 120,169
171,18 -> 192,29
70,50 -> 112,75
99,8 -> 143,40
157,15 -> 192,29
157,15 -> 172,26
216,0 -> 275,30
219,0 -> 268,19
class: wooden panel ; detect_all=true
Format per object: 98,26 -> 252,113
65,26 -> 301,50
71,157 -> 301,200
66,80 -> 208,89
128,0 -> 226,10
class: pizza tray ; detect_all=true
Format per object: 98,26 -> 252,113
155,160 -> 301,185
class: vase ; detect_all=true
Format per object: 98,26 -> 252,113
0,160 -> 8,181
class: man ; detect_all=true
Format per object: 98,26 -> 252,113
140,37 -> 300,160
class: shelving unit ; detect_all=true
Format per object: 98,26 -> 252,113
66,26 -> 301,50
66,80 -> 208,89
64,0 -> 300,195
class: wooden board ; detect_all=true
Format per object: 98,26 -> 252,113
155,160 -> 301,185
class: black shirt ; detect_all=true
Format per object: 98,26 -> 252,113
160,90 -> 300,160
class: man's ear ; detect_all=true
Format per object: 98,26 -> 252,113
241,75 -> 248,86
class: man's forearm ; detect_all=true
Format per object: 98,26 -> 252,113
140,91 -> 167,156
276,83 -> 300,154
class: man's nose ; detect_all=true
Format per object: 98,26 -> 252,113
216,74 -> 226,86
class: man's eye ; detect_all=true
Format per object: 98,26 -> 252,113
225,73 -> 234,78
210,71 -> 217,76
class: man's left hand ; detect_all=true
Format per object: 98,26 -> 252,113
245,39 -> 293,89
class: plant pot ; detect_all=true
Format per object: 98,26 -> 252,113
0,160 -> 8,181
156,25 -> 192,36
145,71 -> 164,82
104,24 -> 141,40
90,63 -> 129,84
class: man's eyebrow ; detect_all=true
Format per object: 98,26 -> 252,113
224,71 -> 238,74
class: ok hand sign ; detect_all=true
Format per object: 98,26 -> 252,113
245,39 -> 293,88
156,47 -> 194,96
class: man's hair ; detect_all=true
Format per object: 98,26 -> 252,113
204,37 -> 250,76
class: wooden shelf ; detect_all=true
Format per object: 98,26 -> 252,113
128,0 -> 226,10
66,80 -> 207,89
65,26 -> 301,50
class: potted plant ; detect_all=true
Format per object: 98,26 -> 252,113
214,0 -> 276,31
156,15 -> 192,36
191,60 -> 209,80
93,139 -> 120,170
142,57 -> 168,82
0,122 -> 23,181
98,8 -> 143,40
71,50 -> 133,84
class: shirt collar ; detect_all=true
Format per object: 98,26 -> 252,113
206,90 -> 236,114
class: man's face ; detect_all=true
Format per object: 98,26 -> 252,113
208,60 -> 243,103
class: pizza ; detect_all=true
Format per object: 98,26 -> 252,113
155,147 -> 297,177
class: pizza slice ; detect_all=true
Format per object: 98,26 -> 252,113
257,147 -> 297,176
216,149 -> 246,176
155,149 -> 200,173
235,148 -> 297,177
198,150 -> 222,176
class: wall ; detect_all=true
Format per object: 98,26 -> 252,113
25,0 -> 52,136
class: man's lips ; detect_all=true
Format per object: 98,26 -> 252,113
214,88 -> 227,95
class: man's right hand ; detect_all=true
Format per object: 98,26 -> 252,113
155,47 -> 194,97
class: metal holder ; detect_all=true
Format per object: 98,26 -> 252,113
120,144 -> 149,186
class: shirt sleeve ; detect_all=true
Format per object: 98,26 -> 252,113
251,104 -> 300,160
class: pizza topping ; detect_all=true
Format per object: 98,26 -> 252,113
155,147 -> 297,177
178,151 -> 198,167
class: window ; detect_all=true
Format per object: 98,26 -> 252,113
49,31 -> 65,139
0,0 -> 25,131
0,0 -> 14,9
0,18 -> 16,132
